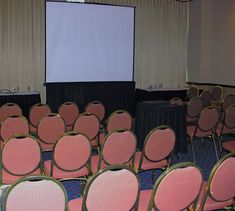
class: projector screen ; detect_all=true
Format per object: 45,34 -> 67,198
187,0 -> 235,87
46,1 -> 135,83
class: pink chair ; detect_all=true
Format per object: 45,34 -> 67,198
0,134 -> 42,184
219,94 -> 235,122
68,165 -> 140,211
37,113 -> 65,151
84,101 -> 105,123
138,162 -> 203,211
0,115 -> 29,144
44,131 -> 92,180
216,104 -> 235,153
0,103 -> 22,123
134,125 -> 175,183
196,152 -> 235,210
200,90 -> 212,108
3,175 -> 68,211
29,103 -> 51,134
187,86 -> 199,101
58,102 -> 79,131
187,106 -> 219,163
106,109 -> 132,134
91,129 -> 136,173
73,112 -> 100,147
211,86 -> 223,106
186,96 -> 203,125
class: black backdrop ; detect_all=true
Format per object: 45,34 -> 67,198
46,82 -> 136,118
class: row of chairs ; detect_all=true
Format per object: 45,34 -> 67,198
0,125 -> 175,185
0,104 -> 132,149
187,85 -> 223,105
2,152 -> 235,211
0,101 -> 105,133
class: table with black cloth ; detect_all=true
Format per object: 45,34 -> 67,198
0,91 -> 41,118
135,88 -> 188,103
135,101 -> 187,154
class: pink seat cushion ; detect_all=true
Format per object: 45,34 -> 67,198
138,189 -> 152,211
223,141 -> 235,152
44,161 -> 89,179
196,182 -> 233,210
134,151 -> 168,171
187,126 -> 212,138
2,168 -> 41,184
68,198 -> 83,211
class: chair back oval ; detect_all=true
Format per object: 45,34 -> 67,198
37,113 -> 65,150
209,153 -> 235,202
0,103 -> 22,123
1,135 -> 41,183
101,129 -> 136,167
224,104 -> 235,129
144,126 -> 175,162
106,110 -> 132,134
29,103 -> 51,128
73,112 -> 100,141
187,96 -> 203,119
83,165 -> 139,211
222,94 -> 235,112
85,101 -> 105,122
53,132 -> 91,172
211,86 -> 223,102
3,175 -> 68,211
198,106 -> 219,132
0,115 -> 29,142
187,86 -> 199,100
58,102 -> 79,130
149,162 -> 203,210
200,90 -> 212,108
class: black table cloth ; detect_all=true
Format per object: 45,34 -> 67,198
135,101 -> 187,154
0,91 -> 41,118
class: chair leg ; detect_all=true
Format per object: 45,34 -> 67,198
190,137 -> 196,163
212,134 -> 219,160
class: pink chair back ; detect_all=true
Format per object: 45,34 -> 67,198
0,103 -> 22,123
222,95 -> 235,113
73,112 -> 100,141
100,129 -> 136,169
211,86 -> 223,102
149,162 -> 203,210
187,96 -> 203,119
0,115 -> 29,142
83,165 -> 139,211
200,90 -> 212,108
198,152 -> 235,210
143,126 -> 175,162
198,106 -> 219,132
29,103 -> 51,128
58,102 -> 79,130
106,110 -> 132,134
169,97 -> 183,105
3,175 -> 68,211
37,113 -> 65,150
209,153 -> 235,202
187,86 -> 199,100
85,101 -> 105,122
1,135 -> 41,183
53,132 -> 91,172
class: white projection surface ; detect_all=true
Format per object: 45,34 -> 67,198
46,1 -> 135,83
